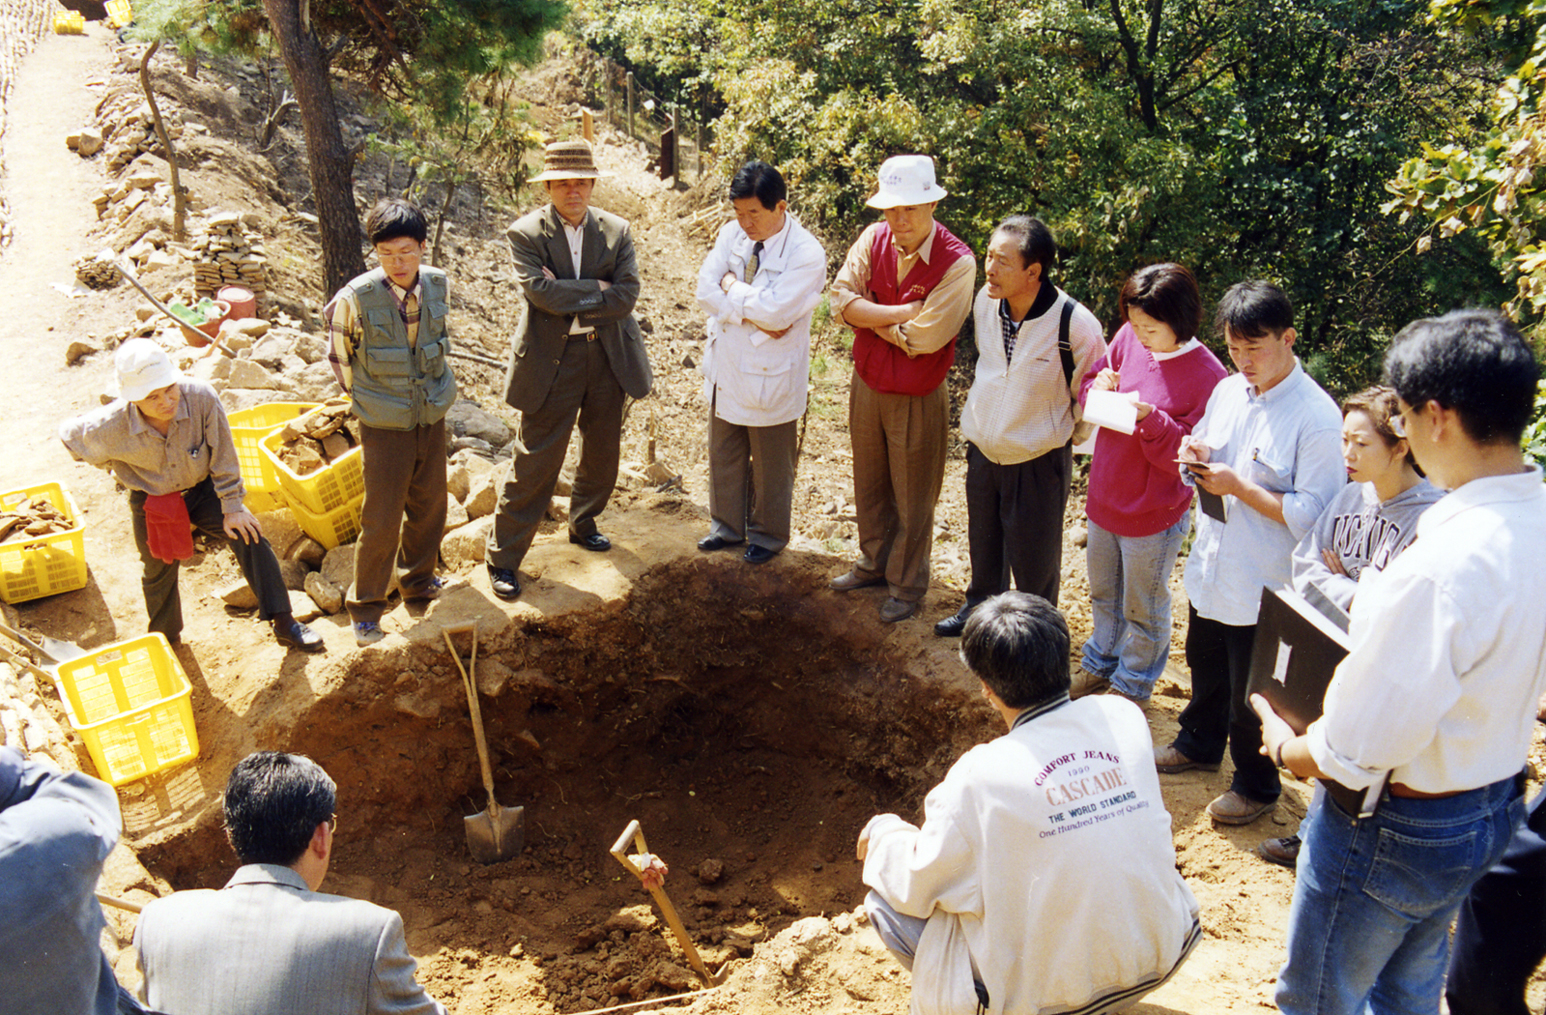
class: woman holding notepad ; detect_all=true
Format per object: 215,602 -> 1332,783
1073,264 -> 1227,707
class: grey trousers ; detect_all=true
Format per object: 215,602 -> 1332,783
129,478 -> 289,641
848,374 -> 949,603
488,337 -> 625,571
963,440 -> 1072,608
707,396 -> 798,551
347,419 -> 447,625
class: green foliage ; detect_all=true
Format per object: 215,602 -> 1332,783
576,0 -> 1507,397
1385,0 -> 1546,338
1525,380 -> 1546,471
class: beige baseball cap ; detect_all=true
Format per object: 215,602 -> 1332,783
114,339 -> 181,402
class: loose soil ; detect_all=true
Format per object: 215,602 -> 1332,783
2,25 -> 1542,1015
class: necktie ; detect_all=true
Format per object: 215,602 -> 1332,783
745,241 -> 763,283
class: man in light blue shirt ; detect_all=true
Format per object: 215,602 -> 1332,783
1157,281 -> 1343,826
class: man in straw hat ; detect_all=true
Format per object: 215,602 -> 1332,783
828,155 -> 975,623
59,338 -> 323,652
485,139 -> 653,600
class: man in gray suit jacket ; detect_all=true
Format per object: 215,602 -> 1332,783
485,139 -> 654,600
134,753 -> 446,1015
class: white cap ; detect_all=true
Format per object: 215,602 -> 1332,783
114,339 -> 181,402
865,155 -> 948,209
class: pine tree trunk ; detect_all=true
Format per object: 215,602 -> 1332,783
260,0 -> 365,296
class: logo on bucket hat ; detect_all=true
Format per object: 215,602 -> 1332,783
114,338 -> 182,402
866,155 -> 949,209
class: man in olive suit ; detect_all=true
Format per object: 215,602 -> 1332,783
485,139 -> 654,600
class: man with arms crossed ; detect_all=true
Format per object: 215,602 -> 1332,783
135,752 -> 447,1015
828,155 -> 974,623
1158,281 -> 1343,825
695,160 -> 827,564
485,139 -> 653,600
859,592 -> 1200,1014
933,214 -> 1104,637
1254,309 -> 1545,1015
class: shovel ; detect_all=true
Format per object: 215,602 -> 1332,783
442,624 -> 524,862
0,620 -> 86,689
116,261 -> 237,357
610,820 -> 718,987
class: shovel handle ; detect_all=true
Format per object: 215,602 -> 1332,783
443,629 -> 499,807
117,261 -> 236,357
607,821 -> 717,987
97,891 -> 143,914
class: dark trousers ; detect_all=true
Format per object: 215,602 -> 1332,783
963,440 -> 1071,608
707,398 -> 798,551
488,338 -> 625,571
129,478 -> 288,641
1174,605 -> 1280,802
347,418 -> 447,625
1447,788 -> 1546,1015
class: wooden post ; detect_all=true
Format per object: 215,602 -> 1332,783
626,72 -> 635,140
582,109 -> 594,142
696,116 -> 704,178
603,60 -> 612,126
671,106 -> 681,187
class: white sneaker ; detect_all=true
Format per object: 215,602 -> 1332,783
353,621 -> 384,647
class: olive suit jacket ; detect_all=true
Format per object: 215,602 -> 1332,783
502,203 -> 653,414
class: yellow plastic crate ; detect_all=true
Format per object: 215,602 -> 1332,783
54,11 -> 85,34
0,482 -> 89,604
105,0 -> 133,27
56,635 -> 199,787
285,493 -> 363,550
260,427 -> 364,515
227,401 -> 318,499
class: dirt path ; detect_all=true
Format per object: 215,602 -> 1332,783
0,25 -> 150,642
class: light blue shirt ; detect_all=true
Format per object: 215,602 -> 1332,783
1182,362 -> 1344,625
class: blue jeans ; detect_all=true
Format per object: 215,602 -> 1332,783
1277,775 -> 1525,1015
1080,514 -> 1190,700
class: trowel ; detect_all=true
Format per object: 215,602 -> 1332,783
442,623 -> 525,862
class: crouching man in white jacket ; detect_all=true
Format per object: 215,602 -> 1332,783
858,591 -> 1200,1015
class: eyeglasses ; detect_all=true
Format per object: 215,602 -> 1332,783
326,814 -> 337,834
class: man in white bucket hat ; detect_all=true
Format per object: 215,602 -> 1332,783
828,154 -> 975,623
59,338 -> 323,652
485,139 -> 654,601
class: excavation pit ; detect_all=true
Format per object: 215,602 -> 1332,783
128,547 -> 996,1014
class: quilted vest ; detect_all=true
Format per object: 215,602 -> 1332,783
851,222 -> 971,396
347,266 -> 456,430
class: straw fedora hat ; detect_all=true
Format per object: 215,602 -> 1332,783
528,139 -> 612,183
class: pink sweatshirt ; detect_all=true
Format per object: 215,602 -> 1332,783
1079,323 -> 1228,537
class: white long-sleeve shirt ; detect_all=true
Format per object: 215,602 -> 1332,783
862,695 -> 1200,1015
1181,363 -> 1345,625
1308,467 -> 1546,793
696,214 -> 827,427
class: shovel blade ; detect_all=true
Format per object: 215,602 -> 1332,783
465,803 -> 525,863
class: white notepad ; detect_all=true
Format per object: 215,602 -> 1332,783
1083,389 -> 1140,435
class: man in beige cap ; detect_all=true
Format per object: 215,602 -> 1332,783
828,155 -> 975,622
59,339 -> 323,651
485,139 -> 653,600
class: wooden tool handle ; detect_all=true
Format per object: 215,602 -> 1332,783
442,629 -> 499,807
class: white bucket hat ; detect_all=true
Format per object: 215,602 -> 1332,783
115,338 -> 181,402
866,155 -> 949,209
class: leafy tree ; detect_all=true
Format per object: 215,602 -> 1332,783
578,0 -> 1504,394
135,0 -> 565,295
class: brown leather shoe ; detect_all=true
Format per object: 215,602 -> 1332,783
1071,669 -> 1111,699
1206,790 -> 1277,825
1154,744 -> 1221,774
878,597 -> 918,623
1260,834 -> 1301,867
830,571 -> 885,592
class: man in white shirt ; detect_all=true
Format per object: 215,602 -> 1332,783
859,592 -> 1199,1015
1253,308 -> 1546,1015
1160,281 -> 1344,826
934,215 -> 1104,637
694,161 -> 827,564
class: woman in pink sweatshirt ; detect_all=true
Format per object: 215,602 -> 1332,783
1075,264 -> 1227,706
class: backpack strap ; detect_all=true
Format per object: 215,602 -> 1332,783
1058,297 -> 1076,387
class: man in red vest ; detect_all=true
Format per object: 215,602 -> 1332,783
829,155 -> 976,622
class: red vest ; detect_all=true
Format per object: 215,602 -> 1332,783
851,222 -> 972,396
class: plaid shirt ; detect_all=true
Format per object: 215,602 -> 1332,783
999,297 -> 1020,363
